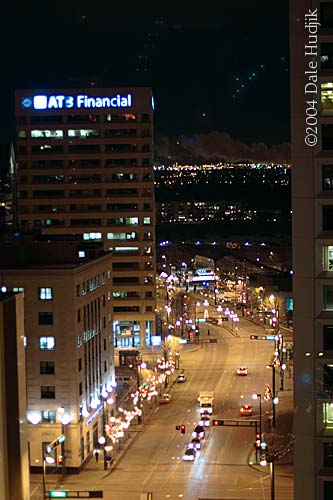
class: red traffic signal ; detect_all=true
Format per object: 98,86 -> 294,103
180,425 -> 186,434
213,419 -> 223,426
250,335 -> 258,340
255,433 -> 261,449
57,455 -> 64,465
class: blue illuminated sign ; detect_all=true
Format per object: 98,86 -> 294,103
21,93 -> 133,110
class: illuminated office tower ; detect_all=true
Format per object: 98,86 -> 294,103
15,87 -> 156,348
290,1 -> 333,499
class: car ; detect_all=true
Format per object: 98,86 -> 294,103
182,448 -> 196,461
237,366 -> 248,376
187,437 -> 202,450
192,425 -> 205,439
159,393 -> 171,404
198,415 -> 211,427
176,374 -> 186,383
240,404 -> 253,416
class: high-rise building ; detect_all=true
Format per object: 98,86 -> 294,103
0,292 -> 30,500
0,235 -> 116,473
290,1 -> 333,498
15,86 -> 156,348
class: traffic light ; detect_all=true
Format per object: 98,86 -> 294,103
175,425 -> 180,430
213,419 -> 223,426
57,455 -> 64,466
250,335 -> 258,340
254,433 -> 261,449
180,424 -> 186,434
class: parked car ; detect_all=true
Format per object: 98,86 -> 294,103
237,366 -> 248,376
176,374 -> 186,383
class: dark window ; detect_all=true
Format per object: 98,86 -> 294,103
324,364 -> 333,393
76,284 -> 80,297
324,326 -> 333,350
323,206 -> 333,230
38,312 -> 53,325
103,294 -> 106,306
78,358 -> 82,371
321,3 -> 333,28
104,338 -> 107,350
77,309 -> 81,322
41,386 -> 55,399
324,442 -> 333,466
40,361 -> 55,374
323,124 -> 333,149
324,480 -> 333,499
79,382 -> 82,396
42,410 -> 56,423
323,165 -> 333,190
324,286 -> 333,310
104,360 -> 107,372
321,44 -> 333,70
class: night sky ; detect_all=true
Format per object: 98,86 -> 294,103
1,1 -> 289,147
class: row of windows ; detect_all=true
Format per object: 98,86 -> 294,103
19,158 -> 150,168
17,143 -> 152,155
20,173 -> 152,183
16,112 -> 151,125
17,128 -> 150,139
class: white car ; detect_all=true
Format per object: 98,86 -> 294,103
237,366 -> 248,376
198,415 -> 211,427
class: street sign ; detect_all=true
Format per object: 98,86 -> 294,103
264,335 -> 277,340
49,493 -> 67,499
197,318 -> 206,323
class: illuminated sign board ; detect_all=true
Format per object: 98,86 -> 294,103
21,93 -> 133,110
151,335 -> 162,346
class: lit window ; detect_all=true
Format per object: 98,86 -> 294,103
323,246 -> 333,271
42,410 -> 56,423
31,129 -> 63,138
323,402 -> 333,428
143,217 -> 151,224
83,232 -> 102,241
39,336 -> 55,350
78,251 -> 85,258
39,287 -> 53,300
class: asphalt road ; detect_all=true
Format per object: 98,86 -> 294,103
33,320 -> 293,500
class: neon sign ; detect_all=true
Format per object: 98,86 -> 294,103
21,93 -> 133,110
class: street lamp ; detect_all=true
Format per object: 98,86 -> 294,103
252,393 -> 262,461
57,406 -> 71,481
265,364 -> 279,427
259,457 -> 275,500
194,301 -> 200,337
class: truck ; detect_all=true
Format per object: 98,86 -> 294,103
197,391 -> 214,414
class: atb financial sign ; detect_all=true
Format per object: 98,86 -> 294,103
21,93 -> 133,110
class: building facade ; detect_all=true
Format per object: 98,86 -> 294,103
290,1 -> 333,498
0,292 -> 29,500
0,238 -> 116,473
15,87 -> 156,348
